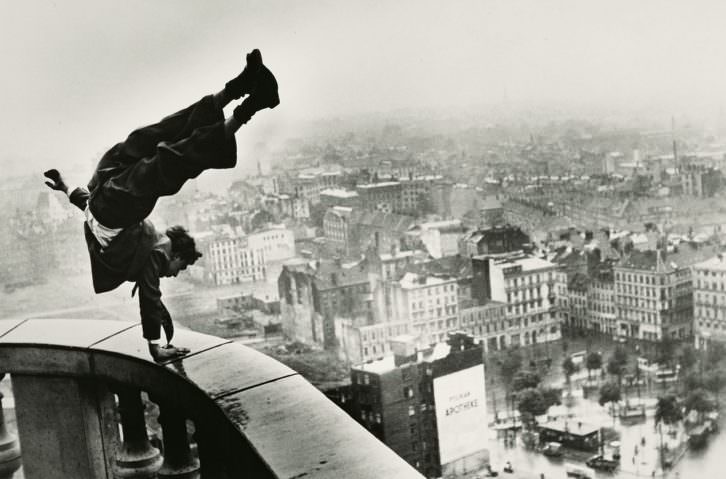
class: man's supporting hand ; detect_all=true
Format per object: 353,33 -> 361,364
148,343 -> 191,362
44,169 -> 69,194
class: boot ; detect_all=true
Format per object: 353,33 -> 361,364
224,49 -> 263,100
233,64 -> 279,124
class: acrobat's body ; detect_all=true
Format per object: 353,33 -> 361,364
44,50 -> 279,360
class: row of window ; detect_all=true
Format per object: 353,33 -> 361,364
615,272 -> 666,285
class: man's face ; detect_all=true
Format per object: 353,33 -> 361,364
166,256 -> 189,278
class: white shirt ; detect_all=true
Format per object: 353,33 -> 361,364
84,206 -> 122,248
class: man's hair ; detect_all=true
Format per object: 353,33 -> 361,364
166,225 -> 203,265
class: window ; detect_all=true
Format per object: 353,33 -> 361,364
408,405 -> 416,416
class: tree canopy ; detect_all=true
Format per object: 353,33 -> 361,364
598,381 -> 622,407
655,395 -> 682,427
706,343 -> 726,368
607,346 -> 629,381
499,348 -> 523,385
704,368 -> 726,398
586,352 -> 603,378
656,336 -> 678,368
678,345 -> 698,372
516,387 -> 550,420
562,357 -> 576,383
512,370 -> 542,392
684,388 -> 714,416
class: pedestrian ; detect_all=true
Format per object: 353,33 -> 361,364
44,49 -> 279,361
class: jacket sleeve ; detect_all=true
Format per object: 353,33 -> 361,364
137,250 -> 172,340
68,187 -> 90,211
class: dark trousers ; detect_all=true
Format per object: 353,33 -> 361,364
88,95 -> 237,228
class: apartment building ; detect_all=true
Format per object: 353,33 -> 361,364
471,254 -> 563,347
458,301 -> 509,352
613,247 -> 710,342
693,253 -> 726,349
340,334 -> 488,478
391,272 -> 460,345
196,228 -> 266,285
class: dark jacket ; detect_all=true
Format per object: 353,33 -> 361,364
69,187 -> 173,340
70,187 -> 164,293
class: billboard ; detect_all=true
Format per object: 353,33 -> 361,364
433,364 -> 488,466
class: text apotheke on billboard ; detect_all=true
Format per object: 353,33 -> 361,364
433,365 -> 488,465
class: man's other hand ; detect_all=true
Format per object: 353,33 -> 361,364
44,169 -> 68,193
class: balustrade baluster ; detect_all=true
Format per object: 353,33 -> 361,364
0,374 -> 21,479
156,402 -> 199,479
114,387 -> 163,479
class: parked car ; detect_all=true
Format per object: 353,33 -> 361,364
585,454 -> 619,472
542,441 -> 563,457
565,463 -> 594,479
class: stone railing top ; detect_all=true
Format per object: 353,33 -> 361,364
0,319 -> 423,479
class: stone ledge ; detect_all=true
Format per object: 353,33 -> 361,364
0,319 -> 424,478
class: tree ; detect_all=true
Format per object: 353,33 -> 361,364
682,370 -> 704,392
562,357 -> 576,387
706,342 -> 726,369
516,387 -> 548,427
678,345 -> 698,373
599,381 -> 622,424
703,367 -> 726,404
607,346 -> 629,386
585,352 -> 603,381
512,370 -> 541,392
654,395 -> 683,471
498,348 -> 523,422
654,395 -> 683,429
684,388 -> 713,423
499,348 -> 523,385
656,336 -> 678,369
540,387 -> 563,408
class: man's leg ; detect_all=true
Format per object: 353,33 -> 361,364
122,49 -> 265,160
89,51 -> 278,229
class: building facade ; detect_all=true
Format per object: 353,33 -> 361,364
342,334 -> 488,478
693,254 -> 726,349
391,273 -> 460,345
614,250 -> 695,342
471,254 -> 563,347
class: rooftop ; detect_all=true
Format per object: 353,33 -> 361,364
321,188 -> 359,198
539,419 -> 600,436
619,245 -> 719,272
399,272 -> 456,289
694,253 -> 726,271
355,342 -> 451,375
356,182 -> 400,189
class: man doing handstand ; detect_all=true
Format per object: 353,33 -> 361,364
44,49 -> 279,361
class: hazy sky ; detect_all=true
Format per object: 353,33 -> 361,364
3,0 -> 726,174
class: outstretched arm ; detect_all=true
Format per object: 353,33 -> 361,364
137,251 -> 189,361
44,169 -> 89,211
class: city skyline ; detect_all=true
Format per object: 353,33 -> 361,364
5,1 -> 726,178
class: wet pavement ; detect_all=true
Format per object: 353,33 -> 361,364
478,388 -> 721,479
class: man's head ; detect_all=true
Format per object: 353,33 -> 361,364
165,226 -> 202,277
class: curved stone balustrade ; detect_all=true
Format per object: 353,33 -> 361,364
0,319 -> 424,479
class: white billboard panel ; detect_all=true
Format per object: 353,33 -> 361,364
433,364 -> 488,465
